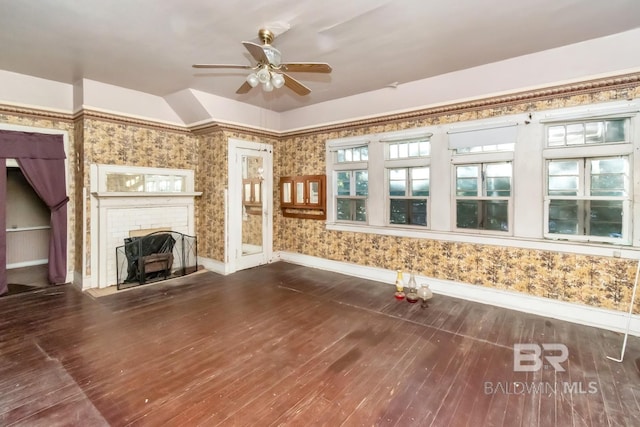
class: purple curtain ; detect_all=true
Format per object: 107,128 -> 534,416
0,131 -> 64,159
0,160 -> 6,295
0,130 -> 67,288
17,158 -> 68,284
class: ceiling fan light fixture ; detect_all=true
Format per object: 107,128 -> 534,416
195,28 -> 332,96
246,73 -> 259,87
257,67 -> 271,84
271,73 -> 285,89
262,46 -> 281,66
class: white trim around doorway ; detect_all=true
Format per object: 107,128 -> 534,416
227,138 -> 274,274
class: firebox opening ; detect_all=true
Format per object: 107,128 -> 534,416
116,229 -> 197,290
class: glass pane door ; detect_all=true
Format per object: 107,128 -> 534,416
242,155 -> 264,256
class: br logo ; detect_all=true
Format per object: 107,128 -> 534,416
513,343 -> 569,372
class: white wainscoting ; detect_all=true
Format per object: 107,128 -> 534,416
277,251 -> 640,337
6,226 -> 50,268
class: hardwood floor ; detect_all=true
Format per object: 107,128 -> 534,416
5,264 -> 49,295
1,262 -> 639,426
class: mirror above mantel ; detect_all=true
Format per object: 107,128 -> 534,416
89,164 -> 201,289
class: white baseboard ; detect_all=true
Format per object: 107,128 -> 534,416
198,256 -> 229,275
278,251 -> 640,337
6,259 -> 47,269
73,270 -> 95,290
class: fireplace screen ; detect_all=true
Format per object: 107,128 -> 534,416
115,231 -> 197,290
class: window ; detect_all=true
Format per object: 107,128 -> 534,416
388,139 -> 430,159
448,120 -> 517,234
547,118 -> 628,147
543,112 -> 634,244
336,170 -> 368,221
324,102 -> 639,252
388,167 -> 429,226
455,143 -> 514,154
328,131 -> 433,228
546,157 -> 629,241
455,162 -> 512,231
331,142 -> 370,222
384,134 -> 431,227
337,146 -> 368,163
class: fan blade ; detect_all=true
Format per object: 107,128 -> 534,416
242,41 -> 268,63
283,73 -> 311,95
193,64 -> 252,69
236,81 -> 253,94
281,62 -> 332,73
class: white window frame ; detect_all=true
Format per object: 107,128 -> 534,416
385,142 -> 431,228
544,157 -> 631,244
451,158 -> 514,235
542,115 -> 634,244
386,165 -> 431,227
335,169 -> 369,223
327,137 -> 371,224
327,129 -> 434,230
324,101 -> 640,257
448,119 -> 517,236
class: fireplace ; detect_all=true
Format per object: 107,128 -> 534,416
90,164 -> 201,289
116,230 -> 197,290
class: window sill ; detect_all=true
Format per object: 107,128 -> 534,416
325,222 -> 640,259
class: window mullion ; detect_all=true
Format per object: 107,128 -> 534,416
350,171 -> 356,221
582,200 -> 589,236
581,159 -> 588,235
582,158 -> 590,197
349,170 -> 356,196
353,197 -> 361,221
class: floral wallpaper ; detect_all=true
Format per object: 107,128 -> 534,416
1,75 -> 640,317
274,84 -> 640,314
82,119 -> 197,170
80,117 -> 199,274
195,129 -> 278,262
194,128 -> 227,262
276,225 -> 638,312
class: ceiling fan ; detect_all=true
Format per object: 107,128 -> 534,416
193,28 -> 332,96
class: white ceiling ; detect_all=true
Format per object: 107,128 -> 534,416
1,0 -> 640,113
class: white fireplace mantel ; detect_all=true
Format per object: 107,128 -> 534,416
92,192 -> 202,198
89,164 -> 200,289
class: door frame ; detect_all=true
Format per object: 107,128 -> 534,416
227,138 -> 273,273
0,123 -> 72,286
